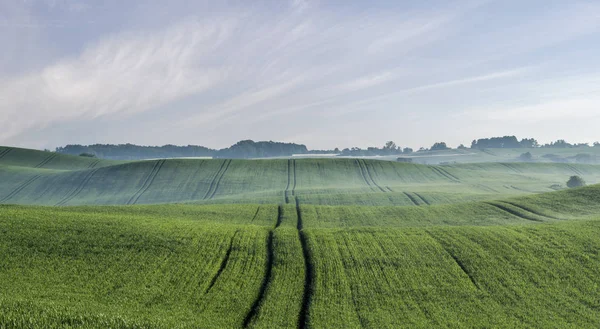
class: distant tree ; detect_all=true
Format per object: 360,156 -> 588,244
457,144 -> 467,150
520,138 -> 539,148
518,152 -> 533,162
334,148 -> 340,153
567,176 -> 586,188
384,141 -> 396,150
403,147 -> 413,154
543,139 -> 573,148
471,136 -> 521,149
430,142 -> 449,151
79,153 -> 96,158
418,147 -> 427,152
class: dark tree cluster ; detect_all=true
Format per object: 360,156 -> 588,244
471,136 -> 538,149
57,144 -> 216,160
214,140 -> 308,159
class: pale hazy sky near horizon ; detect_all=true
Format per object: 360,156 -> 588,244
1,0 -> 600,150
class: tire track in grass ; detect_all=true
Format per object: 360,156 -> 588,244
87,160 -> 100,169
292,159 -> 297,196
403,192 -> 420,206
207,159 -> 232,200
203,160 -> 229,200
567,164 -> 584,176
129,160 -> 166,205
499,201 -> 561,220
275,205 -> 283,228
127,160 -> 164,205
0,147 -> 13,160
55,168 -> 100,206
355,159 -> 376,192
361,160 -> 386,192
285,159 -> 292,204
205,231 -> 239,294
485,202 -> 543,222
413,192 -> 431,205
296,197 -> 313,329
431,166 -> 460,182
385,186 -> 394,192
35,153 -> 58,168
0,175 -> 41,203
243,231 -> 275,328
500,163 -> 522,174
426,232 -> 481,290
250,206 -> 261,222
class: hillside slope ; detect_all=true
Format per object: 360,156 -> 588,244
2,147 -> 600,206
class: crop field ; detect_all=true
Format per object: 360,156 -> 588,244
1,146 -> 600,328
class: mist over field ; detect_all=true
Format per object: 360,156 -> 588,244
2,1 -> 600,328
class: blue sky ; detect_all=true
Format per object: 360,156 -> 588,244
1,0 -> 600,150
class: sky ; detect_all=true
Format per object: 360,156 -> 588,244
1,0 -> 600,150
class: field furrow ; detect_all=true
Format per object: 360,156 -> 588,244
55,168 -> 100,206
208,159 -> 232,199
0,174 -> 41,203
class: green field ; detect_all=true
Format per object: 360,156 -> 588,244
1,146 -> 600,328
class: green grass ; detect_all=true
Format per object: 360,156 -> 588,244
3,147 -> 600,206
2,146 -> 600,328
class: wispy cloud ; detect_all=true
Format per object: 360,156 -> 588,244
1,0 -> 600,149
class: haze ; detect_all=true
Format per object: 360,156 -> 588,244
1,0 -> 599,150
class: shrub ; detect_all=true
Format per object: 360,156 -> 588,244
567,176 -> 586,188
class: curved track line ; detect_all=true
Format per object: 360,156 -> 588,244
485,202 -> 543,222
127,160 -> 163,205
243,231 -> 274,328
87,160 -> 100,169
129,160 -> 166,205
203,160 -> 228,200
285,160 -> 292,203
250,206 -> 261,222
0,147 -> 13,160
205,231 -> 238,294
413,192 -> 431,205
296,197 -> 313,329
292,159 -> 297,196
500,201 -> 560,220
355,159 -> 376,192
0,175 -> 41,203
403,192 -> 420,206
566,164 -> 584,176
208,159 -> 231,200
35,153 -> 58,168
56,169 -> 100,206
426,232 -> 480,290
362,160 -> 386,192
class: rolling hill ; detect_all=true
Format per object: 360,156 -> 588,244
1,145 -> 600,328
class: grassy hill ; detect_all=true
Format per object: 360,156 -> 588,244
1,146 -> 600,328
2,146 -> 599,206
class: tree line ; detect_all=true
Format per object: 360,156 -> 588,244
56,136 -> 600,160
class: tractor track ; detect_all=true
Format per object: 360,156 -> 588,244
0,175 -> 41,203
0,147 -> 13,160
243,231 -> 274,328
485,202 -> 543,222
205,231 -> 238,294
402,192 -> 420,206
55,168 -> 100,206
35,153 -> 58,168
127,160 -> 165,205
362,160 -> 386,193
413,192 -> 431,205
